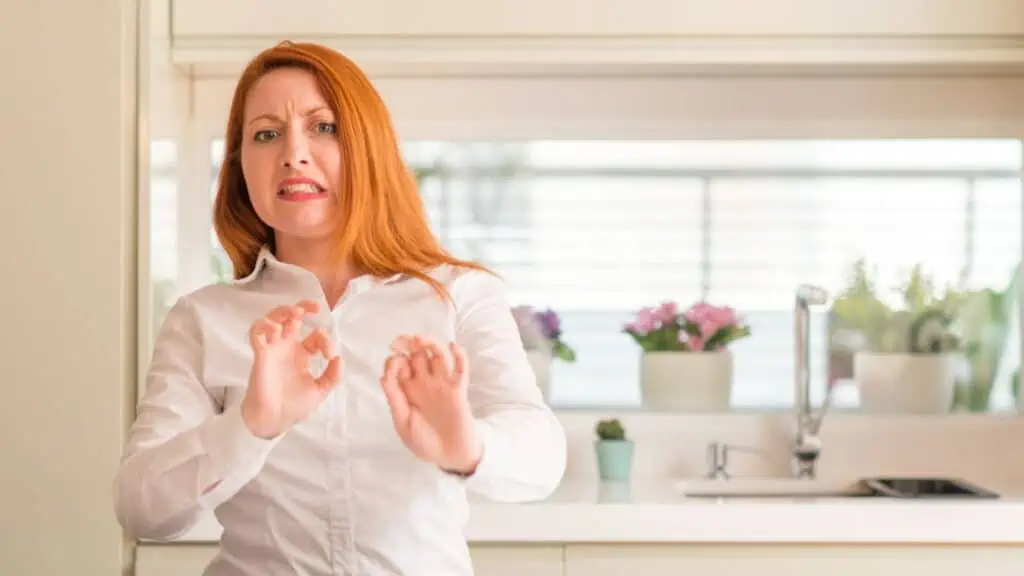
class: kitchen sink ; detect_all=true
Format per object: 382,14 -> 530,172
676,477 -> 871,498
675,476 -> 1000,499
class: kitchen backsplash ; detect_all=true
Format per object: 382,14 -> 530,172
555,411 -> 1024,485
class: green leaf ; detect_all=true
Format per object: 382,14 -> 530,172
553,341 -> 576,363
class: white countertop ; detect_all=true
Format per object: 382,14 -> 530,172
149,477 -> 1024,545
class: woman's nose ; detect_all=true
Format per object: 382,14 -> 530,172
281,132 -> 310,167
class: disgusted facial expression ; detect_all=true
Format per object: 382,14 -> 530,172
240,66 -> 344,243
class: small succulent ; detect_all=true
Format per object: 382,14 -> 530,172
595,418 -> 626,441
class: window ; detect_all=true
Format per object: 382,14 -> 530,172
191,138 -> 1022,411
148,139 -> 180,343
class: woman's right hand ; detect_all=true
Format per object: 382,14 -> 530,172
240,300 -> 342,439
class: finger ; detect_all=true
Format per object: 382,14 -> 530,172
248,323 -> 268,350
380,355 -> 411,427
396,357 -> 411,383
281,316 -> 302,340
294,299 -> 320,315
265,304 -> 301,325
249,318 -> 281,350
420,338 -> 450,378
266,300 -> 319,325
409,346 -> 431,380
301,328 -> 335,358
382,354 -> 406,387
314,354 -> 343,391
449,341 -> 467,388
389,334 -> 415,357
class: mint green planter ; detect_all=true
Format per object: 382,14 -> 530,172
595,439 -> 634,481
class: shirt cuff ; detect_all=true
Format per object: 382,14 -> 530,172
449,419 -> 496,486
198,402 -> 281,490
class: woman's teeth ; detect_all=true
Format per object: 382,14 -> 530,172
279,183 -> 323,196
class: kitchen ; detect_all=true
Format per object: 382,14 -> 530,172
7,1 -> 1024,575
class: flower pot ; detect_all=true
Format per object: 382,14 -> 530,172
594,439 -> 634,481
525,349 -> 552,401
854,352 -> 959,414
640,351 -> 733,412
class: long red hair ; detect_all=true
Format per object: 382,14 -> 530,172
213,41 -> 490,299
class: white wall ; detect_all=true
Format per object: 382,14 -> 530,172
0,0 -> 136,574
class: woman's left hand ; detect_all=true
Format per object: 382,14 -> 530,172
380,335 -> 482,475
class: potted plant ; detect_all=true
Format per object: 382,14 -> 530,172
951,263 -> 1020,411
831,261 -> 972,414
594,418 -> 633,482
623,300 -> 751,412
512,305 -> 576,401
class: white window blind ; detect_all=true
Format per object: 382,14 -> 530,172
401,139 -> 1023,410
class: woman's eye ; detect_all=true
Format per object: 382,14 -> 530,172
253,130 -> 278,142
315,122 -> 337,135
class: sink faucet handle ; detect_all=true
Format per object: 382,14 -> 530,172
705,442 -> 763,480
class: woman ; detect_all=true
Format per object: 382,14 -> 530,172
114,41 -> 567,576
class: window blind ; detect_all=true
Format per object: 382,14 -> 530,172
405,139 -> 1023,409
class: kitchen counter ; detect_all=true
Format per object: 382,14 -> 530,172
157,477 -> 1024,545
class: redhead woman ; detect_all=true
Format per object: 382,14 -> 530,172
113,41 -> 566,576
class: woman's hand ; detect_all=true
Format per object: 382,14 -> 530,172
380,335 -> 482,475
241,300 -> 342,439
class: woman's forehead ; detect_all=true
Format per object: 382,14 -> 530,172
244,68 -> 331,120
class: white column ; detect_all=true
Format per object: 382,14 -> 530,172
1,0 -> 137,573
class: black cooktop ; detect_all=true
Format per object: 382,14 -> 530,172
862,477 -> 1000,499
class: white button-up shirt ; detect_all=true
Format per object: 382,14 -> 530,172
113,248 -> 567,575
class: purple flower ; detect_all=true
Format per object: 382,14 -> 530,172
510,305 -> 577,362
535,308 -> 562,339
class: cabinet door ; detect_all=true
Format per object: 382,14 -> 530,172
135,545 -> 218,576
470,544 -> 563,576
171,0 -> 1020,40
135,543 -> 563,576
565,544 -> 1024,576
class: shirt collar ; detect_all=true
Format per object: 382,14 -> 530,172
232,245 -> 405,287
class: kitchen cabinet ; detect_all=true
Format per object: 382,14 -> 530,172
135,545 -> 216,576
467,544 -> 562,576
171,0 -> 1024,39
135,542 -> 1024,575
167,0 -> 1024,72
133,543 -> 563,576
563,544 -> 1024,576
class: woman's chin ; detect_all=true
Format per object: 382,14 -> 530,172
270,215 -> 338,242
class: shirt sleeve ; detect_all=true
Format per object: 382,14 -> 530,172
450,269 -> 568,502
113,296 -> 281,541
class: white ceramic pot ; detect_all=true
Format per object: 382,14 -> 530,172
525,349 -> 552,401
854,352 -> 958,414
640,351 -> 733,412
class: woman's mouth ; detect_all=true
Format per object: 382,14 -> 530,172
278,179 -> 327,202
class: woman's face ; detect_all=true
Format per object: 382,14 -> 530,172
240,67 -> 343,242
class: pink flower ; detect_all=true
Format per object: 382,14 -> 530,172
626,307 -> 659,335
654,301 -> 678,324
626,301 -> 684,336
679,330 -> 705,352
684,302 -> 738,340
627,298 -> 750,353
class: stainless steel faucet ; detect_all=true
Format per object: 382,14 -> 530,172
793,284 -> 830,479
704,442 -> 762,480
